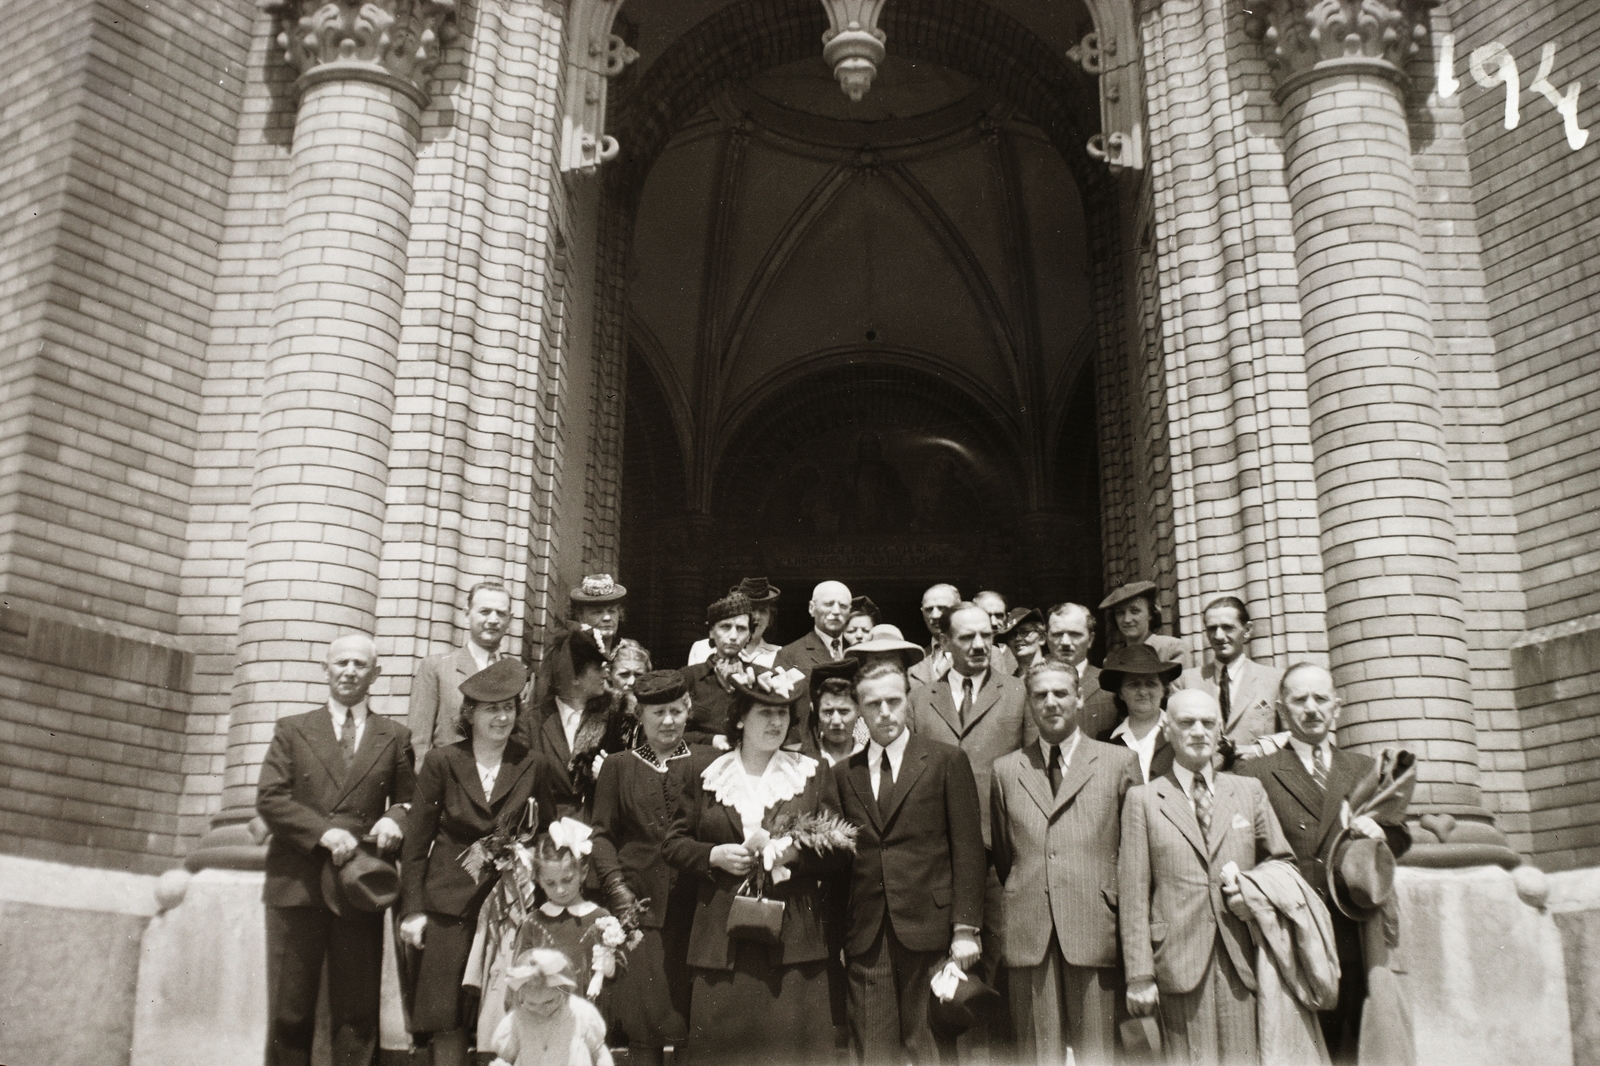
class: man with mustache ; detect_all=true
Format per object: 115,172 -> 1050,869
1233,663 -> 1411,1062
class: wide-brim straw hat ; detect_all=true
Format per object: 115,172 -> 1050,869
1099,642 -> 1182,691
844,624 -> 926,669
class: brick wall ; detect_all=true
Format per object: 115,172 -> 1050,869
0,0 -> 253,866
1447,0 -> 1600,865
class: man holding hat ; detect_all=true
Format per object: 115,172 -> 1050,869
256,633 -> 415,1066
1233,663 -> 1411,1062
685,577 -> 782,668
1097,581 -> 1191,675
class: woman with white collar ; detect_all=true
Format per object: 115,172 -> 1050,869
663,667 -> 848,1066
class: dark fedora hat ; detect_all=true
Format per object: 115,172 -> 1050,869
927,967 -> 1002,1040
321,842 -> 399,917
1099,580 -> 1159,611
995,607 -> 1043,642
1099,642 -> 1183,691
570,573 -> 627,604
729,577 -> 782,604
809,659 -> 859,710
459,657 -> 528,703
1326,829 -> 1397,921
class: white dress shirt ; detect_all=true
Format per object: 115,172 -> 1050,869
1111,717 -> 1162,781
946,668 -> 989,712
1171,760 -> 1217,799
866,728 -> 912,794
1039,729 -> 1082,774
554,696 -> 584,752
328,699 -> 369,750
476,759 -> 501,796
466,640 -> 499,673
1286,735 -> 1335,777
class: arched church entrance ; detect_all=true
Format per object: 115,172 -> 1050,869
611,0 -> 1133,661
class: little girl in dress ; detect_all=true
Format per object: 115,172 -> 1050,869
490,948 -> 612,1066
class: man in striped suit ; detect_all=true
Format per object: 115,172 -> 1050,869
990,659 -> 1141,1065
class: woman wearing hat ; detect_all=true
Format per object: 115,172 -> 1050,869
398,659 -> 553,1066
841,596 -> 881,650
681,593 -> 755,749
663,668 -> 848,1066
1097,581 -> 1192,672
1093,643 -> 1182,783
589,669 -> 712,1066
994,607 -> 1046,677
686,578 -> 783,668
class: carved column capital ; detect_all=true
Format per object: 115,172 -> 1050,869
820,0 -> 888,102
1244,0 -> 1434,100
262,0 -> 457,107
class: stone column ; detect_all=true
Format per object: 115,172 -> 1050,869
214,0 -> 455,823
1246,0 -> 1480,815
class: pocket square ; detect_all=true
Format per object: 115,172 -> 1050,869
1231,813 -> 1252,831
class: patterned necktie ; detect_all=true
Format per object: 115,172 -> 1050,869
1193,773 -> 1213,839
877,751 -> 894,819
959,677 -> 974,727
1047,744 -> 1062,793
1312,745 -> 1329,790
831,637 -> 843,661
1218,666 -> 1232,723
338,714 -> 358,769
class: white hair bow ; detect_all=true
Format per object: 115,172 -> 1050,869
548,817 -> 594,858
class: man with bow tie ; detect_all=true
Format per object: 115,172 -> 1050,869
257,634 -> 415,1066
1119,689 -> 1294,1065
990,659 -> 1140,1066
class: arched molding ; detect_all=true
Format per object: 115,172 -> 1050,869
625,311 -> 696,469
712,346 -> 1028,494
1073,0 -> 1146,170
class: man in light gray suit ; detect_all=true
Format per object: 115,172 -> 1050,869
407,580 -> 521,765
1195,596 -> 1282,754
1120,689 -> 1294,1064
991,659 -> 1140,1065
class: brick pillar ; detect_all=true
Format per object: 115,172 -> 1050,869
214,0 -> 455,822
1246,0 -> 1481,815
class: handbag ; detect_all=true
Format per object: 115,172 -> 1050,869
726,876 -> 786,945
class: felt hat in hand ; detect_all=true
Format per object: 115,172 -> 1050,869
320,841 -> 399,917
927,965 -> 1002,1040
1326,828 -> 1398,921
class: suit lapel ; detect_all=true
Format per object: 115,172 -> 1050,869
881,744 -> 928,827
847,755 -> 883,831
1156,773 -> 1208,859
304,707 -> 346,784
1052,742 -> 1098,816
1314,748 -> 1362,850
1017,744 -> 1055,817
489,747 -> 534,807
1208,773 -> 1242,858
1272,754 -> 1325,821
452,647 -> 478,688
929,682 -> 962,738
448,745 -> 492,812
542,711 -> 572,768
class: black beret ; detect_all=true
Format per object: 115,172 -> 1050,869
459,658 -> 528,703
633,669 -> 688,705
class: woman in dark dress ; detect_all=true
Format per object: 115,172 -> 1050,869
398,659 -> 551,1066
663,668 -> 848,1066
589,669 -> 711,1066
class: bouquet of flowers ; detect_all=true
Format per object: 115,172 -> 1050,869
459,798 -> 542,979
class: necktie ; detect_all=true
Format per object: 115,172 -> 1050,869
959,677 -> 974,728
1193,773 -> 1213,840
1312,745 -> 1329,790
1047,744 -> 1062,793
831,637 -> 843,661
338,714 -> 358,769
1218,666 -> 1232,723
877,751 -> 894,820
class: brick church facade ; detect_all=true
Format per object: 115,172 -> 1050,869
0,0 -> 1597,1060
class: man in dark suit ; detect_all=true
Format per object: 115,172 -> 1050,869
256,633 -> 416,1066
1233,663 -> 1410,1062
990,659 -> 1140,1066
408,580 -> 517,765
774,579 -> 854,674
833,658 -> 986,1064
1120,689 -> 1293,1064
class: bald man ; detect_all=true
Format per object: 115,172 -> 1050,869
774,580 -> 853,755
257,634 -> 415,1066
